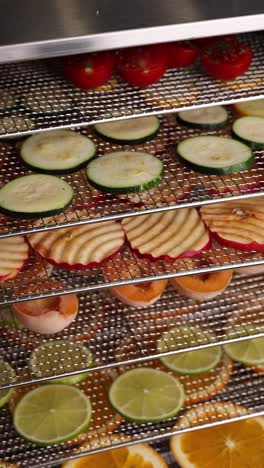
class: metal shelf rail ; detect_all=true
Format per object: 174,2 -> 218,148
0,113 -> 263,238
0,274 -> 263,389
0,32 -> 263,138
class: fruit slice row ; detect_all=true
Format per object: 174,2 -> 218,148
122,208 -> 210,262
27,220 -> 125,269
0,236 -> 29,282
200,197 -> 264,251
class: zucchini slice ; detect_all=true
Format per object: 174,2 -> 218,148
232,116 -> 264,149
20,130 -> 96,173
177,136 -> 254,175
94,116 -> 160,144
177,106 -> 228,129
233,99 -> 264,118
86,151 -> 163,194
122,209 -> 210,262
0,174 -> 74,218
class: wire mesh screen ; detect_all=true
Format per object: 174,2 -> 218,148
0,33 -> 263,138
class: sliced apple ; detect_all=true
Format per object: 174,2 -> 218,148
170,270 -> 233,302
200,198 -> 264,251
0,236 -> 29,282
27,220 -> 125,269
122,209 -> 210,262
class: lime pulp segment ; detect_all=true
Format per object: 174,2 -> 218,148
0,357 -> 16,408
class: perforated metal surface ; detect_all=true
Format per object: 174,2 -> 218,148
0,32 -> 263,139
0,363 -> 263,467
0,112 -> 263,238
0,273 -> 263,390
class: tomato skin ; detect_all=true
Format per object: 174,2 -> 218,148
64,51 -> 116,89
201,38 -> 252,80
191,35 -> 235,50
167,41 -> 198,68
117,44 -> 168,87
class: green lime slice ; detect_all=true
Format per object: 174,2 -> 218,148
0,358 -> 16,408
224,325 -> 264,365
29,340 -> 93,385
14,384 -> 92,445
109,367 -> 185,423
157,327 -> 222,375
0,305 -> 23,330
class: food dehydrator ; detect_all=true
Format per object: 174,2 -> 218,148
0,2 -> 263,466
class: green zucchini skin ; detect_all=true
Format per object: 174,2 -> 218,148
177,114 -> 228,130
21,157 -> 97,175
0,198 -> 73,219
94,127 -> 160,145
176,154 -> 255,175
87,172 -> 163,194
231,130 -> 264,150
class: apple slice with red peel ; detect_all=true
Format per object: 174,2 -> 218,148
0,236 -> 29,282
122,208 -> 211,262
170,270 -> 233,302
200,198 -> 264,251
27,220 -> 125,270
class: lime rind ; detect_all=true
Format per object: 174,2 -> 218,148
224,336 -> 264,366
29,340 -> 93,385
109,367 -> 185,423
0,358 -> 16,408
14,384 -> 92,445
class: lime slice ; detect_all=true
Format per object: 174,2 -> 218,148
0,304 -> 23,330
157,327 -> 222,374
109,367 -> 185,422
224,326 -> 264,365
14,384 -> 92,445
29,340 -> 93,385
0,358 -> 16,408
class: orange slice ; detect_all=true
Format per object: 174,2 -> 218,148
170,270 -> 233,302
63,435 -> 168,467
0,236 -> 28,282
170,402 -> 263,468
27,220 -> 125,269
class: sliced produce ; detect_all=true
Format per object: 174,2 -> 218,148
64,51 -> 116,89
157,326 -> 221,374
20,130 -> 96,173
27,220 -> 125,269
29,340 -> 93,384
167,41 -> 198,68
0,174 -> 74,218
122,209 -> 210,262
201,37 -> 252,80
177,135 -> 254,175
13,384 -> 92,445
86,151 -> 163,193
0,236 -> 28,282
177,105 -> 228,129
170,270 -> 233,301
63,436 -> 168,468
224,328 -> 264,365
0,358 -> 16,408
234,98 -> 264,118
108,279 -> 168,308
109,367 -> 184,422
200,198 -> 264,251
170,402 -> 262,468
235,263 -> 264,276
117,44 -> 168,87
94,115 -> 160,144
12,294 -> 78,334
232,116 -> 264,149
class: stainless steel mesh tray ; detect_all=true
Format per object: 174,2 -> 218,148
0,273 -> 263,390
0,363 -> 263,467
0,239 -> 264,305
0,113 -> 263,238
0,32 -> 263,139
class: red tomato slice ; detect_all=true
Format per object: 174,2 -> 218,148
191,35 -> 235,50
64,51 -> 116,89
201,38 -> 252,80
117,44 -> 168,87
167,41 -> 198,68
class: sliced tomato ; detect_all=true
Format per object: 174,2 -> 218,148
64,50 -> 116,89
117,44 -> 168,87
167,41 -> 198,68
201,37 -> 252,80
192,35 -> 236,50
